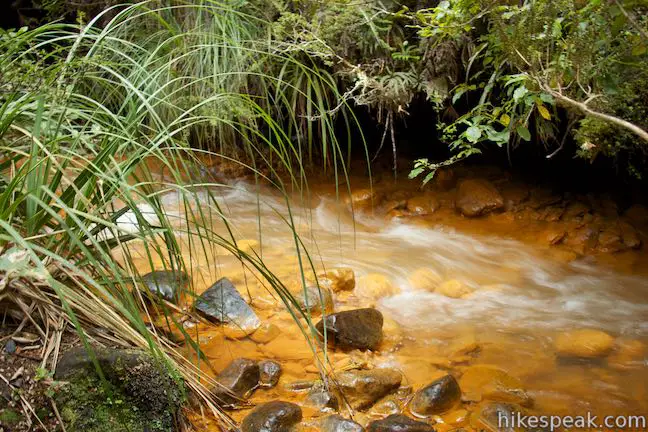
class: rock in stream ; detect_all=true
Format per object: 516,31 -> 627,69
241,401 -> 302,432
141,270 -> 188,302
194,277 -> 261,331
316,308 -> 384,351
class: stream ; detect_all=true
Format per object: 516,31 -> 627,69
128,175 -> 648,429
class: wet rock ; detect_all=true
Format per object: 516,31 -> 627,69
346,189 -> 384,211
316,308 -> 384,351
408,268 -> 443,291
565,226 -> 599,254
456,179 -> 504,217
54,346 -> 184,431
619,221 -> 641,249
212,358 -> 260,406
241,401 -> 302,432
4,339 -> 16,354
459,365 -> 531,407
555,329 -> 615,358
259,360 -> 282,388
597,226 -> 625,253
141,270 -> 187,301
336,368 -> 402,410
305,384 -> 339,411
370,397 -> 402,416
293,284 -> 334,314
319,268 -> 356,292
436,280 -> 472,299
406,195 -> 440,216
367,414 -> 434,432
410,374 -> 461,417
194,278 -> 261,331
356,274 -> 399,300
542,227 -> 566,245
319,414 -> 364,432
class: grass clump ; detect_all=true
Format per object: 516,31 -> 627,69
0,0 -> 353,428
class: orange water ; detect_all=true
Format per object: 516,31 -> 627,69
124,175 -> 648,430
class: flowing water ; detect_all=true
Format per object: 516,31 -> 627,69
129,176 -> 648,429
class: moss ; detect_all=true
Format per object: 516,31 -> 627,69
56,350 -> 185,432
0,408 -> 22,425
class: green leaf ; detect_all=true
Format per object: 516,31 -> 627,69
539,93 -> 554,104
513,86 -> 528,103
516,125 -> 531,141
466,126 -> 482,143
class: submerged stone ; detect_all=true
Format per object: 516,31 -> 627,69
194,278 -> 260,331
141,270 -> 188,302
367,414 -> 434,432
554,329 -> 615,359
258,360 -> 282,388
409,374 -> 461,417
319,414 -> 365,432
336,368 -> 402,410
212,358 -> 260,406
316,308 -> 384,351
241,401 -> 302,432
305,384 -> 340,411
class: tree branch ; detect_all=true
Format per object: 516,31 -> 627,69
542,86 -> 648,144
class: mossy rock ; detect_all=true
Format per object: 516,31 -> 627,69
54,346 -> 185,432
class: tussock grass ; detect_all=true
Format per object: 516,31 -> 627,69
0,0 -> 362,428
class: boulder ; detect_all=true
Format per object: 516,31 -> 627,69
212,358 -> 260,406
259,360 -> 282,388
367,414 -> 434,432
319,414 -> 364,432
141,270 -> 188,302
241,401 -> 302,432
456,179 -> 504,217
54,346 -> 184,432
406,195 -> 440,216
409,374 -> 461,417
336,368 -> 402,410
318,268 -> 356,292
194,278 -> 261,332
316,309 -> 384,351
555,329 -> 615,358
